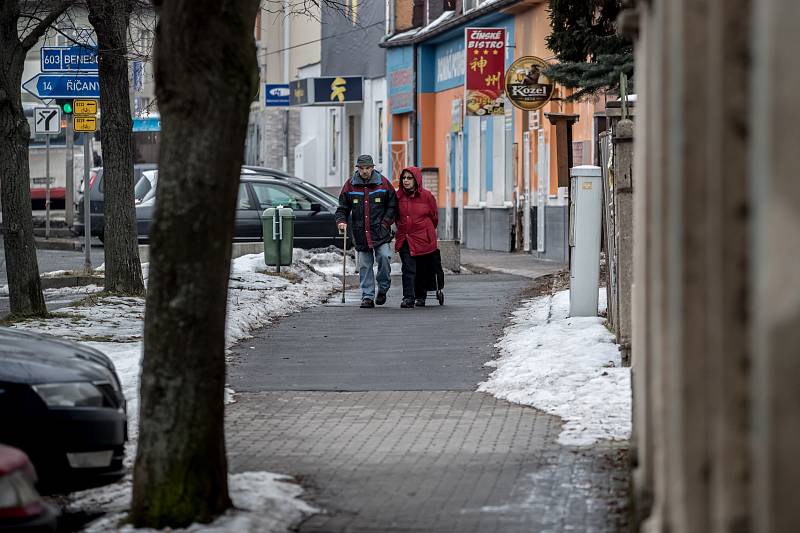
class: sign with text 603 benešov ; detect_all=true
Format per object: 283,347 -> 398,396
464,28 -> 506,117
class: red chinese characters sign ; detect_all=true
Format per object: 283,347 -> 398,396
464,27 -> 506,116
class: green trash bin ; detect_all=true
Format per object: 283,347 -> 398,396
262,206 -> 294,268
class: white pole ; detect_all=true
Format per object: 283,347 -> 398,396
83,134 -> 92,273
283,0 -> 290,172
45,134 -> 51,239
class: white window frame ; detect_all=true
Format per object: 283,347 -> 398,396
376,101 -> 385,166
328,108 -> 339,175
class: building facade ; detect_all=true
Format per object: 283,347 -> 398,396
383,0 -> 600,256
245,6 -> 321,175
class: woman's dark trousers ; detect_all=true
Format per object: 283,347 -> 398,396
399,242 -> 428,301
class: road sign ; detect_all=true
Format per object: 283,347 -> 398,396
22,74 -> 99,99
74,99 -> 98,115
34,107 -> 61,134
40,45 -> 98,72
73,116 -> 97,132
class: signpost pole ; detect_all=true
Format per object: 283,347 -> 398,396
65,116 -> 74,228
83,134 -> 92,273
45,134 -> 51,239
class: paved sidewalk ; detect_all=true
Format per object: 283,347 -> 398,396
461,248 -> 565,279
226,268 -> 630,532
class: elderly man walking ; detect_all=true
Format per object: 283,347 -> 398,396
335,155 -> 398,308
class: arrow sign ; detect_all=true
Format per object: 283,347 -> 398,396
34,107 -> 61,134
22,74 -> 99,99
40,45 -> 98,72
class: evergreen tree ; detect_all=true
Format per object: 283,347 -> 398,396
544,0 -> 633,99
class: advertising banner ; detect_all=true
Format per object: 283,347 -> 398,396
464,28 -> 506,116
505,56 -> 555,111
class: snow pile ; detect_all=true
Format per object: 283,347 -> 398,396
75,472 -> 315,533
12,250 -> 346,531
478,289 -> 631,446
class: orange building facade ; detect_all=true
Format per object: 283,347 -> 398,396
384,0 -> 601,257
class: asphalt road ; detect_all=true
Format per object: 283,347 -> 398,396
0,236 -> 92,318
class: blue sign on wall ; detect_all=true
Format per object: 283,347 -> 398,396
22,74 -> 99,99
388,46 -> 414,114
40,46 -> 98,72
265,84 -> 290,106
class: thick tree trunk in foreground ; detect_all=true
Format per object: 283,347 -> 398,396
88,0 -> 144,295
130,0 -> 259,528
0,2 -> 68,317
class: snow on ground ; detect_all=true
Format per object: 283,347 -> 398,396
74,472 -> 315,533
10,250 -> 352,531
478,289 -> 631,446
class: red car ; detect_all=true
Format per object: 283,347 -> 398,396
0,444 -> 57,532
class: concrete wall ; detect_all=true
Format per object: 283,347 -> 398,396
462,206 -> 513,252
530,206 -> 567,264
629,0 -> 800,531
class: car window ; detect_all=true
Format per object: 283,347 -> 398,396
296,181 -> 338,205
237,183 -> 252,209
250,183 -> 312,211
134,176 -> 152,202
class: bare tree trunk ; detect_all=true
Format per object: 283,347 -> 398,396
88,0 -> 144,295
130,0 -> 259,528
0,1 -> 68,317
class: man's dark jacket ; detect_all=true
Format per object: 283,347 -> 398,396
335,170 -> 398,251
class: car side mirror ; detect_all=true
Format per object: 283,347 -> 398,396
310,202 -> 322,213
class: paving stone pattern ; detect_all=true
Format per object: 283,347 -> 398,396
225,273 -> 630,532
227,391 -> 629,533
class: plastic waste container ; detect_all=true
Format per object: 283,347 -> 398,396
262,206 -> 294,268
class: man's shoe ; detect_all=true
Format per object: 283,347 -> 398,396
415,298 -> 426,307
400,298 -> 415,309
360,298 -> 375,308
375,290 -> 387,306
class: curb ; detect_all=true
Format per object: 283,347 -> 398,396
35,238 -> 81,251
41,275 -> 105,289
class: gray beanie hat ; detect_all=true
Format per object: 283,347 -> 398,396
356,154 -> 374,167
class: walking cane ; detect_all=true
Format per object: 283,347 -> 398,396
341,227 -> 347,303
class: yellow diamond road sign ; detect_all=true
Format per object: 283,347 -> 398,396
74,99 -> 97,115
73,116 -> 97,132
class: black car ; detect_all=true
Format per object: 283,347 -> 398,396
136,170 -> 343,248
73,163 -> 159,242
0,328 -> 127,493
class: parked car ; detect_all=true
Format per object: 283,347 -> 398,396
136,169 -> 344,248
73,163 -> 159,242
0,444 -> 57,532
0,328 -> 128,493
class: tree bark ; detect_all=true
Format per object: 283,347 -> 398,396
130,0 -> 259,528
87,0 -> 145,295
0,1 -> 68,317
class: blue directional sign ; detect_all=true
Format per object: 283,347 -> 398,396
40,45 -> 98,72
22,74 -> 100,99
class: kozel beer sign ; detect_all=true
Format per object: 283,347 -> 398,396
464,28 -> 506,117
505,56 -> 555,111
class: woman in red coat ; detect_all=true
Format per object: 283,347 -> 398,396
395,166 -> 439,308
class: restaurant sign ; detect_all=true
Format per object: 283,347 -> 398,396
464,28 -> 506,116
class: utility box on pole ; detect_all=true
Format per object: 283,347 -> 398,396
569,165 -> 603,316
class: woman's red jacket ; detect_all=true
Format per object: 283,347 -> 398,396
394,166 -> 439,256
